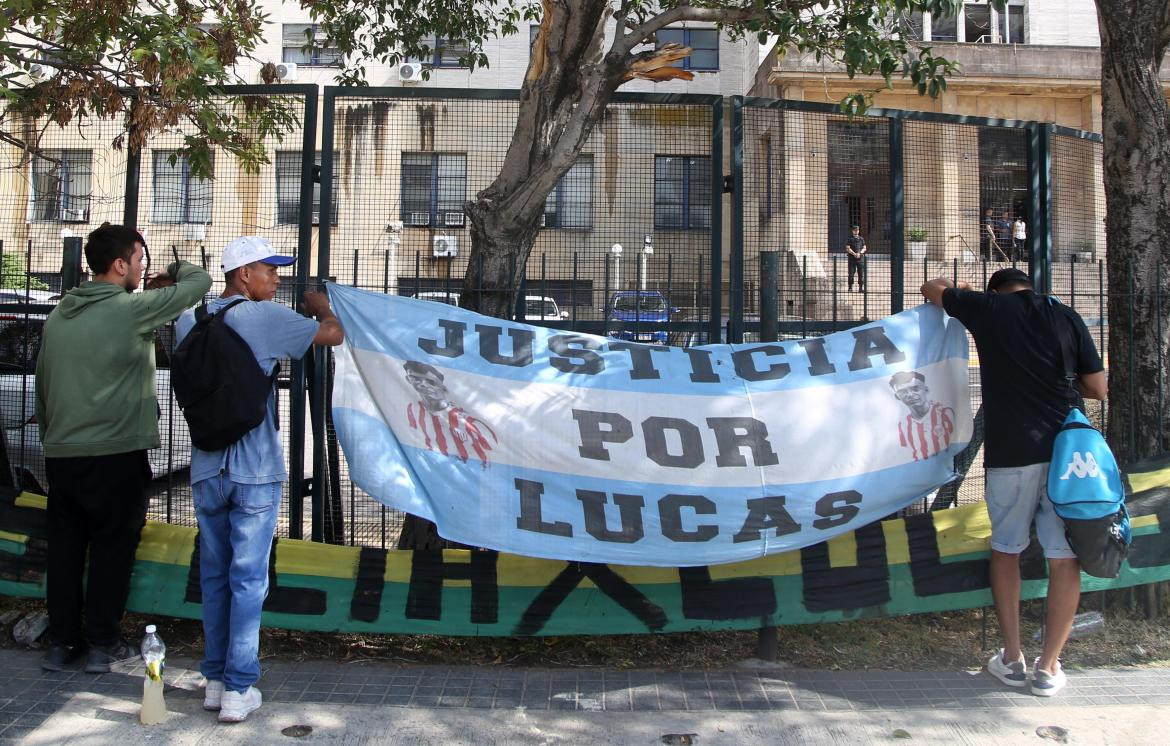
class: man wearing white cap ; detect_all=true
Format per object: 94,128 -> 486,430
176,236 -> 343,723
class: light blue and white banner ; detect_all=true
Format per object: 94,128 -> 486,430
328,283 -> 972,567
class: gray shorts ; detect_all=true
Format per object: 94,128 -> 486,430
985,463 -> 1076,559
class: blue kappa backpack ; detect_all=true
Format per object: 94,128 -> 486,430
1047,408 -> 1131,578
1045,297 -> 1131,578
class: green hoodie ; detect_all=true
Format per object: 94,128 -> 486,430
35,261 -> 212,458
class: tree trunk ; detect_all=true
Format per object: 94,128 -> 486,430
1095,0 -> 1170,463
461,1 -> 625,318
400,2 -> 746,548
404,2 -> 623,547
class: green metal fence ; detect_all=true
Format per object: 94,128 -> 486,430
0,86 -> 1131,550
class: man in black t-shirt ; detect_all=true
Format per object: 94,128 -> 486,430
843,224 -> 867,293
921,267 -> 1105,698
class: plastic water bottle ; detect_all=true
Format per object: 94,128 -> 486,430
142,624 -> 166,679
140,625 -> 167,725
1032,611 -> 1105,642
1068,611 -> 1106,639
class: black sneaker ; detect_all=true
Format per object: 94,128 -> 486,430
42,643 -> 86,672
85,639 -> 137,674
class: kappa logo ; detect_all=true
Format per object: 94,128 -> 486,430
1059,451 -> 1104,480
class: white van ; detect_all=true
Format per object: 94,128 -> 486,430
523,295 -> 568,321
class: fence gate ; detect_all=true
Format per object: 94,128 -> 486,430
313,87 -> 724,546
731,96 -> 1108,509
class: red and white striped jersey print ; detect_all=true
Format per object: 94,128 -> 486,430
898,401 -> 955,462
406,401 -> 498,468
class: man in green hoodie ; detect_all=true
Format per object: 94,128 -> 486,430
36,224 -> 212,673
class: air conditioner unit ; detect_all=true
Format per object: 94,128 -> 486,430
443,211 -> 465,227
407,211 -> 430,226
399,62 -> 425,83
539,214 -> 547,228
27,64 -> 47,81
276,62 -> 298,81
60,208 -> 85,222
432,235 -> 458,258
182,224 -> 206,241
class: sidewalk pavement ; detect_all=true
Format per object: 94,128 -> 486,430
1,647 -> 1168,744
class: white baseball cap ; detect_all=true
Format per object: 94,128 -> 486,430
220,236 -> 297,273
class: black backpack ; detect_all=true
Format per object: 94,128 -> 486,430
171,298 -> 278,451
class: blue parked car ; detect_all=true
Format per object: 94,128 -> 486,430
606,290 -> 678,344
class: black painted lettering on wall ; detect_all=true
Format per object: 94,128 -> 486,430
476,324 -> 534,366
658,494 -> 719,543
684,348 -> 720,384
847,327 -> 907,371
515,478 -> 573,537
0,533 -> 46,585
799,338 -> 837,377
732,345 -> 791,382
1020,538 -> 1049,580
905,513 -> 989,596
608,342 -> 669,380
187,534 -> 328,615
184,532 -> 202,604
404,549 -> 500,624
678,566 -> 777,620
513,562 -> 667,635
572,409 -> 634,461
733,496 -> 801,543
417,319 -> 466,358
577,491 -> 645,543
349,547 -> 389,623
548,335 -> 605,375
643,417 -> 704,469
800,522 -> 890,613
263,539 -> 329,615
0,500 -> 49,585
0,534 -> 45,585
706,417 -> 780,467
812,491 -> 862,530
1126,488 -> 1170,568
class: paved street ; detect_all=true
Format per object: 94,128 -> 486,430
1,648 -> 1169,744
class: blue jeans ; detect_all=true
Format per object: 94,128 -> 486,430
193,476 -> 281,693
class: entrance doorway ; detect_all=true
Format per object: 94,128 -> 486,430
827,121 -> 891,255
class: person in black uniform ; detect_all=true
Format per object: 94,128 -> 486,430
844,224 -> 867,293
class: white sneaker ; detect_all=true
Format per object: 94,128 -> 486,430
1031,659 -> 1068,697
986,649 -> 1028,688
203,680 -> 224,711
217,686 -> 262,723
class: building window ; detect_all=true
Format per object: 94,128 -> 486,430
401,153 -> 467,227
276,151 -> 338,225
30,149 -> 91,222
925,1 -> 1025,44
412,36 -> 469,68
654,155 -> 711,230
902,11 -> 925,41
151,152 -> 212,224
930,10 -> 959,41
543,156 -> 592,229
655,28 -> 719,71
1001,5 -> 1024,44
964,3 -> 993,43
282,24 -> 342,66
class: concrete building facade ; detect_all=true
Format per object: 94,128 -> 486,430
747,0 -> 1170,271
0,4 -> 757,314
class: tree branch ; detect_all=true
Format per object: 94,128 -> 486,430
614,5 -> 760,56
